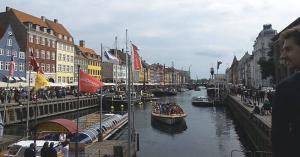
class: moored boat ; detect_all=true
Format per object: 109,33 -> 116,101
192,96 -> 213,106
151,103 -> 186,125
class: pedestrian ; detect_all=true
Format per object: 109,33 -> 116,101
47,142 -> 57,157
24,143 -> 35,157
61,139 -> 69,157
40,142 -> 49,157
272,26 -> 300,157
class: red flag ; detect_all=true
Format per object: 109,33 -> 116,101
9,55 -> 15,78
132,44 -> 141,70
79,70 -> 104,93
30,50 -> 44,74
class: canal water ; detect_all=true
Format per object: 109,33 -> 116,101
131,89 -> 252,157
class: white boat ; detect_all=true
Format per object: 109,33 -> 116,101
4,140 -> 61,157
151,103 -> 187,125
192,96 -> 213,106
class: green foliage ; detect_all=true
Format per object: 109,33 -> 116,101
257,56 -> 274,79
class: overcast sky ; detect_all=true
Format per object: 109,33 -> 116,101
1,0 -> 299,79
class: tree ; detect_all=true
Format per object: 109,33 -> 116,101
257,48 -> 275,81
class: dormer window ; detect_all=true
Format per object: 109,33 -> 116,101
69,37 -> 73,42
58,34 -> 62,39
43,27 -> 47,33
36,25 -> 40,31
64,36 -> 67,41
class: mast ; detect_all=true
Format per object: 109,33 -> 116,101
126,29 -> 132,157
115,36 -> 118,91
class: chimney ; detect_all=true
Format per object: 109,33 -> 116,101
79,40 -> 85,47
41,16 -> 45,21
54,19 -> 58,23
6,7 -> 11,12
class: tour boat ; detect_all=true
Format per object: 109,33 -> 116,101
151,103 -> 187,125
192,96 -> 213,106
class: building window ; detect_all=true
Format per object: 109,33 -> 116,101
70,77 -> 73,83
64,36 -> 67,41
58,76 -> 61,83
47,39 -> 51,47
6,49 -> 10,56
46,51 -> 50,60
51,52 -> 55,60
46,64 -> 50,72
58,34 -> 62,39
58,53 -> 62,61
35,36 -> 40,44
41,50 -> 45,59
41,37 -> 45,45
62,54 -> 66,61
70,66 -> 73,72
51,64 -> 55,72
66,55 -> 69,62
7,39 -> 12,46
69,37 -> 73,42
41,63 -> 45,72
36,49 -> 39,58
58,64 -> 61,72
5,62 -> 9,70
63,44 -> 66,51
0,49 -> 3,55
52,41 -> 55,48
62,77 -> 65,83
12,51 -> 17,56
66,65 -> 69,72
19,63 -> 24,71
14,64 -> 17,71
0,61 -> 3,70
29,34 -> 33,43
62,65 -> 66,72
19,52 -> 25,59
70,56 -> 73,62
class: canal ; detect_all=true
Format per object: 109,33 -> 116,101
114,89 -> 253,157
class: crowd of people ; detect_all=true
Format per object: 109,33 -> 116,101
24,140 -> 69,157
229,86 -> 275,116
153,103 -> 184,115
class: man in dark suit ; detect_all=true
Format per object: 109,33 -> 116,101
272,26 -> 300,157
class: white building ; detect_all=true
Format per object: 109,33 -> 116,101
252,24 -> 277,89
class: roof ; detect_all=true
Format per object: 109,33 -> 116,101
76,45 -> 97,55
0,24 -> 5,39
11,8 -> 48,28
35,118 -> 81,134
10,8 -> 72,38
46,19 -> 72,37
272,17 -> 300,41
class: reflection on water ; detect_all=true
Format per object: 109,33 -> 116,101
133,89 -> 251,157
151,118 -> 187,136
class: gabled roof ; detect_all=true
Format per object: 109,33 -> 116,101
76,45 -> 97,55
10,8 -> 48,28
46,19 -> 72,37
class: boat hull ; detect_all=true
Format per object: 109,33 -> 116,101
151,112 -> 186,125
192,101 -> 213,107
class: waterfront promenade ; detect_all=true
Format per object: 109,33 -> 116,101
230,94 -> 271,128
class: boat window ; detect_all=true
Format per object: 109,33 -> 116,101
8,145 -> 21,155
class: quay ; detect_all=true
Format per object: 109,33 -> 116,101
225,94 -> 272,152
0,95 -> 100,125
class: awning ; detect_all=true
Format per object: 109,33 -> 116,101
34,118 -> 82,134
13,77 -> 20,81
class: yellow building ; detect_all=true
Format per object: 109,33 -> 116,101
46,19 -> 75,83
77,41 -> 101,80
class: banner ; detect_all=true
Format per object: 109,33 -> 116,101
34,72 -> 49,91
79,70 -> 104,93
132,44 -> 142,70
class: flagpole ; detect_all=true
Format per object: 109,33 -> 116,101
76,65 -> 80,157
126,29 -> 132,157
115,36 -> 118,91
99,43 -> 103,142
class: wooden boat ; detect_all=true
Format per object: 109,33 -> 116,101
192,96 -> 213,106
151,103 -> 187,125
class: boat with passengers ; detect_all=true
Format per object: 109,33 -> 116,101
192,96 -> 213,106
151,102 -> 186,125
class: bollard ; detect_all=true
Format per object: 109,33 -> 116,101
136,133 -> 139,151
113,146 -> 123,157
